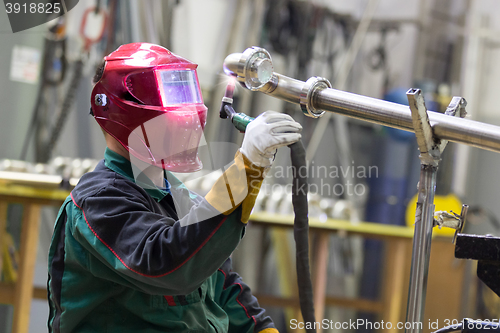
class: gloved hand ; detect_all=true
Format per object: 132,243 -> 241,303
240,111 -> 302,167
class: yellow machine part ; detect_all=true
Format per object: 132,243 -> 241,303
405,193 -> 462,236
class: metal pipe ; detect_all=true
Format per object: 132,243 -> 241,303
260,74 -> 303,105
224,48 -> 500,154
405,164 -> 437,332
313,87 -> 500,152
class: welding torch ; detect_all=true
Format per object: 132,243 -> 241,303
219,78 -> 254,132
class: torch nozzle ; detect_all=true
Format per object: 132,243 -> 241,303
220,78 -> 236,119
219,77 -> 254,132
224,78 -> 236,99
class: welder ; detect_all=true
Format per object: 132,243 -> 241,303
47,43 -> 302,333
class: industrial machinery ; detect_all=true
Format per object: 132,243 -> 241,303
222,46 -> 500,333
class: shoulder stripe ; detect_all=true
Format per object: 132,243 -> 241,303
218,268 -> 228,287
235,282 -> 257,326
218,268 -> 257,327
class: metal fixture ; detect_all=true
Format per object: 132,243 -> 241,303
404,89 -> 466,333
434,204 -> 468,243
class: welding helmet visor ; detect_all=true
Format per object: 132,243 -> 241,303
127,103 -> 207,173
156,69 -> 203,106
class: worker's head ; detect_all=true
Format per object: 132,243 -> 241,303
90,43 -> 207,172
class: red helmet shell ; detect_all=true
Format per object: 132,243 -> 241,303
91,43 -> 207,172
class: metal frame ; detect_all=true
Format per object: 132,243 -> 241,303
404,89 -> 459,332
223,46 -> 500,332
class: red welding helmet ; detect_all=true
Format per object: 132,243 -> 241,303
91,43 -> 207,172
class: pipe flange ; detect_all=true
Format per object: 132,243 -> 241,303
239,47 -> 273,91
300,76 -> 332,118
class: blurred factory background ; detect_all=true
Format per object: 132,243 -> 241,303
1,0 -> 500,332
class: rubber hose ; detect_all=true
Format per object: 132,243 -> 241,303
289,140 -> 316,333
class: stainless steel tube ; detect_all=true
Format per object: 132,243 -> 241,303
405,164 -> 438,333
260,74 -> 304,105
313,87 -> 500,153
256,73 -> 500,153
224,46 -> 500,153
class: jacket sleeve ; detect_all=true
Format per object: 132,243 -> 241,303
215,258 -> 278,333
68,150 -> 266,296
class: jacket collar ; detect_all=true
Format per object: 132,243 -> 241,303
104,148 -> 169,202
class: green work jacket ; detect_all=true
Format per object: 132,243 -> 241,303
47,148 -> 277,333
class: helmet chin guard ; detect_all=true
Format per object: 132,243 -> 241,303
127,106 -> 207,172
91,43 -> 207,172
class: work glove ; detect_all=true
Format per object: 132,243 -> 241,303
240,111 -> 302,167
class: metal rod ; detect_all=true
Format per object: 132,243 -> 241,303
260,74 -> 500,153
224,49 -> 500,153
405,164 -> 437,332
403,89 -> 441,333
315,87 -> 500,152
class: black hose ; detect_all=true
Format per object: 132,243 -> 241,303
289,140 -> 316,333
43,59 -> 84,162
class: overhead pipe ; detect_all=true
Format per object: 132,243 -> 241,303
223,47 -> 500,154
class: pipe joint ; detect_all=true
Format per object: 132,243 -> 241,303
223,47 -> 273,91
300,77 -> 332,118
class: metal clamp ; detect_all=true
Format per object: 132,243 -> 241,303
436,96 -> 467,152
453,204 -> 469,244
300,77 -> 332,118
406,91 -> 468,165
407,88 -> 441,166
445,96 -> 467,118
433,204 -> 469,243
